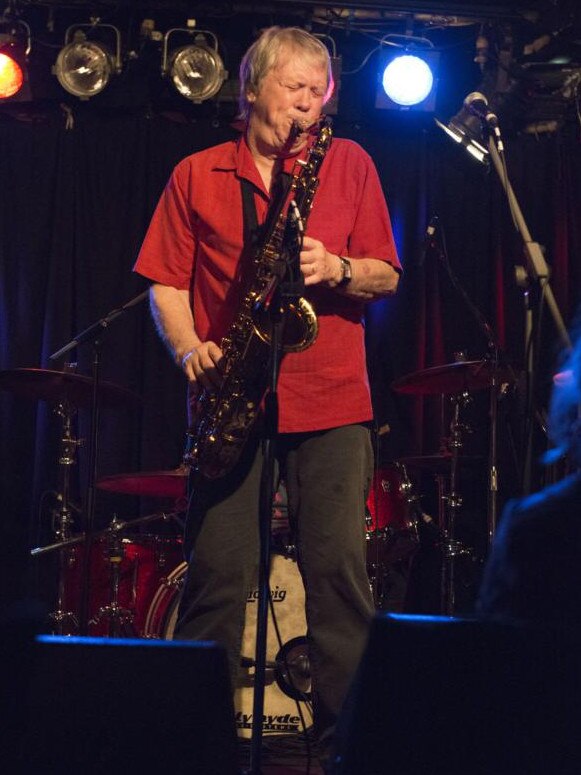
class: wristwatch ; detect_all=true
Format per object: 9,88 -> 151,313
337,256 -> 352,287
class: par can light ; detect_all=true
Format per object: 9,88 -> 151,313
54,40 -> 113,99
162,28 -> 226,103
0,50 -> 24,98
53,23 -> 122,100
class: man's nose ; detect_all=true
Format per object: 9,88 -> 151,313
295,88 -> 312,111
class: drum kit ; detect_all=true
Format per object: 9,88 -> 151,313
0,367 -> 187,638
362,356 -> 514,614
2,355 -> 510,635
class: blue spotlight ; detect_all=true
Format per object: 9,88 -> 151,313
382,55 -> 433,105
376,50 -> 439,112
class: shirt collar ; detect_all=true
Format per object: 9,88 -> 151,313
212,133 -> 305,197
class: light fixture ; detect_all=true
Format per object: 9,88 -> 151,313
54,21 -> 122,99
375,36 -> 439,112
162,24 -> 226,103
0,18 -> 30,100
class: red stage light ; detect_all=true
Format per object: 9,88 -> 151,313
0,51 -> 24,99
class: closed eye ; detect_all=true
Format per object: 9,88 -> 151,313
282,80 -> 325,98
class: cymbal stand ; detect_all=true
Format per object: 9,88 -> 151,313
89,515 -> 135,637
440,392 -> 473,616
48,400 -> 83,635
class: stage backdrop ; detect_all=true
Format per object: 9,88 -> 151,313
1,53 -> 580,610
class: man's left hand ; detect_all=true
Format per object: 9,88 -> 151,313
300,236 -> 342,287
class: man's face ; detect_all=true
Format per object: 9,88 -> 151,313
246,50 -> 328,158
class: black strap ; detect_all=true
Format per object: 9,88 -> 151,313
240,173 -> 293,248
240,178 -> 260,250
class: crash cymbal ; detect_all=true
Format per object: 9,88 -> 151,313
391,360 -> 513,395
96,467 -> 188,499
399,454 -> 483,472
0,368 -> 140,407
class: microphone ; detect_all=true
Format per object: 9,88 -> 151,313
418,215 -> 440,266
464,92 -> 504,151
464,92 -> 498,126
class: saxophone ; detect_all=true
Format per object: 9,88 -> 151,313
184,116 -> 333,479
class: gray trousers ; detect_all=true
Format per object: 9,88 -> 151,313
174,423 -> 375,735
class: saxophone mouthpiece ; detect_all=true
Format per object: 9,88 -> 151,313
291,117 -> 323,139
289,120 -> 308,141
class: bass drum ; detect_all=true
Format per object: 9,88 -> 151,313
143,552 -> 313,738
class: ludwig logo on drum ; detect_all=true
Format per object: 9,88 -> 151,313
247,585 -> 287,603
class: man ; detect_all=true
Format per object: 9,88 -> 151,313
134,26 -> 400,747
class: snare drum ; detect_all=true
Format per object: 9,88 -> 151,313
62,534 -> 183,637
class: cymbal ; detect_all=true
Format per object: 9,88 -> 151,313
96,467 -> 188,499
391,360 -> 513,395
399,454 -> 483,472
0,368 -> 140,407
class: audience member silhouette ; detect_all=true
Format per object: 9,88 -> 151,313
478,323 -> 581,623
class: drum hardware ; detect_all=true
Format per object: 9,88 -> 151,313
31,509 -> 181,557
47,392 -> 84,635
86,515 -> 134,636
437,392 -> 475,615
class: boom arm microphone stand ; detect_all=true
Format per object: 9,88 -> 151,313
484,131 -> 571,495
49,289 -> 148,634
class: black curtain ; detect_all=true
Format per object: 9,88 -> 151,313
1,105 -> 580,609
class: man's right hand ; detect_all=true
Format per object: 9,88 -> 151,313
180,341 -> 224,390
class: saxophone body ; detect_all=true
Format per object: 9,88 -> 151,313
184,117 -> 333,479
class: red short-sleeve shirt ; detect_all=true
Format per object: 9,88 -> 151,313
134,134 -> 400,433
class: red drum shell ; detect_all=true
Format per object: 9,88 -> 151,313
61,534 -> 183,637
366,464 -> 413,533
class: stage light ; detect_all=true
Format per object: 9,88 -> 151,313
375,40 -> 439,112
382,55 -> 433,106
0,19 -> 31,100
162,25 -> 226,103
54,23 -> 122,99
0,51 -> 23,98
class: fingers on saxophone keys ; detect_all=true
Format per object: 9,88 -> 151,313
197,368 -> 222,391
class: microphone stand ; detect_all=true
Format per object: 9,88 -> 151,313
49,290 -> 148,634
248,205 -> 304,775
486,135 -> 571,494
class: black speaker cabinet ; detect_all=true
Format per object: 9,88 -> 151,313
332,613 -> 581,775
25,635 -> 239,775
